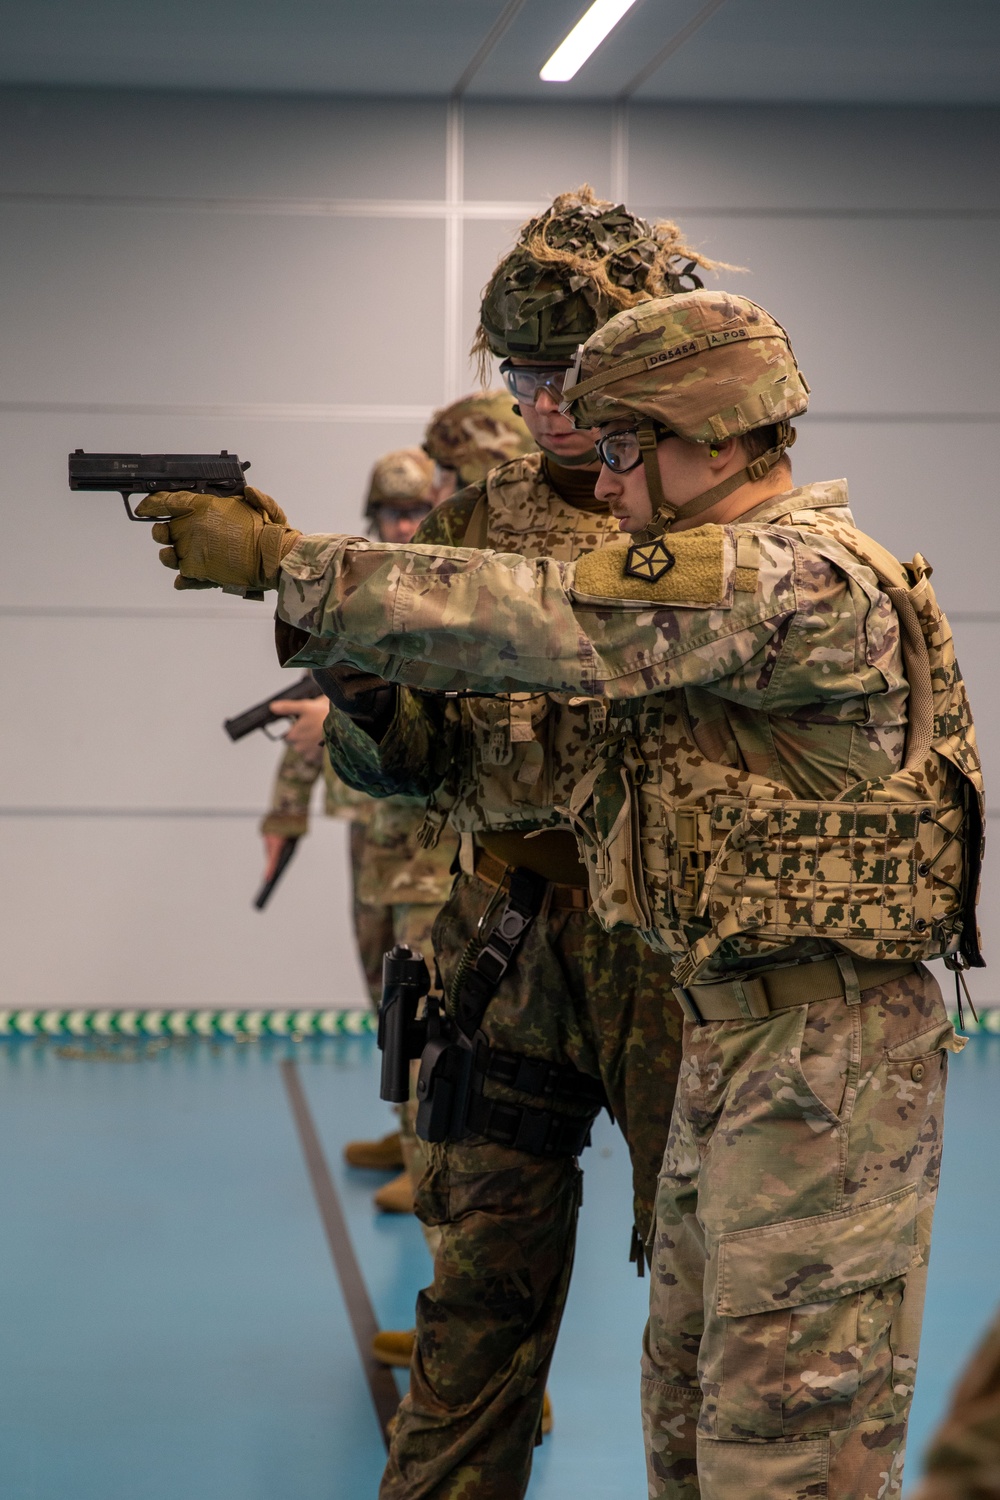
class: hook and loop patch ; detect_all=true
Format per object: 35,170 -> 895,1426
623,541 -> 676,584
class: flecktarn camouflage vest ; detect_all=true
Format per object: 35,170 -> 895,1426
569,496 -> 985,984
426,452 -> 620,837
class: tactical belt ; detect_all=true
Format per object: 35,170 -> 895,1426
472,844 -> 590,911
674,956 -> 918,1025
475,829 -> 590,889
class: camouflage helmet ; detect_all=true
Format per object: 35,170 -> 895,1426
423,390 -> 536,488
473,185 -> 717,372
364,446 -> 435,519
562,290 -> 809,531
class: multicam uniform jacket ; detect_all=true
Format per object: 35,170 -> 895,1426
320,450 -> 621,842
277,479 -> 984,980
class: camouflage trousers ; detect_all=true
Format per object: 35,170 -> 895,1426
643,963 -> 963,1500
908,1302 -> 1000,1500
380,869 -> 684,1500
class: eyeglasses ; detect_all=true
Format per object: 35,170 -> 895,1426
594,424 -> 676,474
498,360 -> 569,405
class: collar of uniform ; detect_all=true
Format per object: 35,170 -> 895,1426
735,477 -> 851,528
541,455 -> 607,513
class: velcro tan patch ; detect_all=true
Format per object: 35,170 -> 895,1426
734,531 -> 761,593
572,526 -> 728,605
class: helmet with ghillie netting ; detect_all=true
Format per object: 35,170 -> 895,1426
363,447 -> 436,520
423,390 -> 536,488
473,185 -> 721,376
562,290 -> 810,531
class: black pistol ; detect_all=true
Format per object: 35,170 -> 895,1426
68,450 -> 250,522
378,945 -> 431,1104
224,675 -> 325,743
253,836 -> 300,911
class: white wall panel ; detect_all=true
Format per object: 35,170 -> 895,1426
1,615 -> 302,810
626,105 -> 1000,211
0,207 -> 446,409
0,89 -> 447,200
0,814 -> 367,1009
462,103 -> 614,203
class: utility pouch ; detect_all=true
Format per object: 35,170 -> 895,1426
567,732 -> 654,938
414,1000 -> 475,1143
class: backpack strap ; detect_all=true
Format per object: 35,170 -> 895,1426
821,528 -> 935,772
744,501 -> 935,773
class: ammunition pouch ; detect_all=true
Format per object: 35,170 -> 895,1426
415,1012 -> 606,1157
414,1019 -> 475,1144
464,1040 -> 606,1156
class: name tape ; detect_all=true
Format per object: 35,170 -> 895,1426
644,326 -> 750,372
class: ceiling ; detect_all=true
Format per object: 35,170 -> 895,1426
1,0 -> 999,104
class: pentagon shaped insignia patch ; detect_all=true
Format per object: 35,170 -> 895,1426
624,540 -> 676,583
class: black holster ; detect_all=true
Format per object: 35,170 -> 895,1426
377,868 -> 609,1160
377,944 -> 431,1104
413,863 -> 608,1158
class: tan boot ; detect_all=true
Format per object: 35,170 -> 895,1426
371,1328 -> 415,1368
343,1130 -> 404,1171
541,1389 -> 553,1436
373,1170 -> 415,1214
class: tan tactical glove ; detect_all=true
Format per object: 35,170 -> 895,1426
134,487 -> 302,594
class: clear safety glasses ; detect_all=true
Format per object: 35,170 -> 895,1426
498,360 -> 570,406
371,502 -> 433,525
594,423 -> 676,474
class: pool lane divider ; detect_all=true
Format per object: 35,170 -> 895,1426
280,1058 -> 399,1447
0,1008 -> 377,1038
2,1007 -> 999,1038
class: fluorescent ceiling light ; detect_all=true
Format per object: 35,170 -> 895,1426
540,0 -> 641,82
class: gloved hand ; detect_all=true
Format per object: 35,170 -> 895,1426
134,487 -> 302,594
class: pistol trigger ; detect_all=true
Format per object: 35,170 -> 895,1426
121,492 -> 170,523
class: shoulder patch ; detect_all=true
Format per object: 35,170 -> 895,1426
571,526 -> 728,606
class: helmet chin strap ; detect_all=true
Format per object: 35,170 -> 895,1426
630,420 -> 795,542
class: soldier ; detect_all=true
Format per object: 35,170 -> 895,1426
909,1305 -> 1000,1500
139,286 -> 984,1499
314,191 -> 709,1488
141,189 -> 712,1497
422,387 -> 536,502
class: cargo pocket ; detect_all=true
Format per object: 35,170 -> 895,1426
709,1186 -> 919,1440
